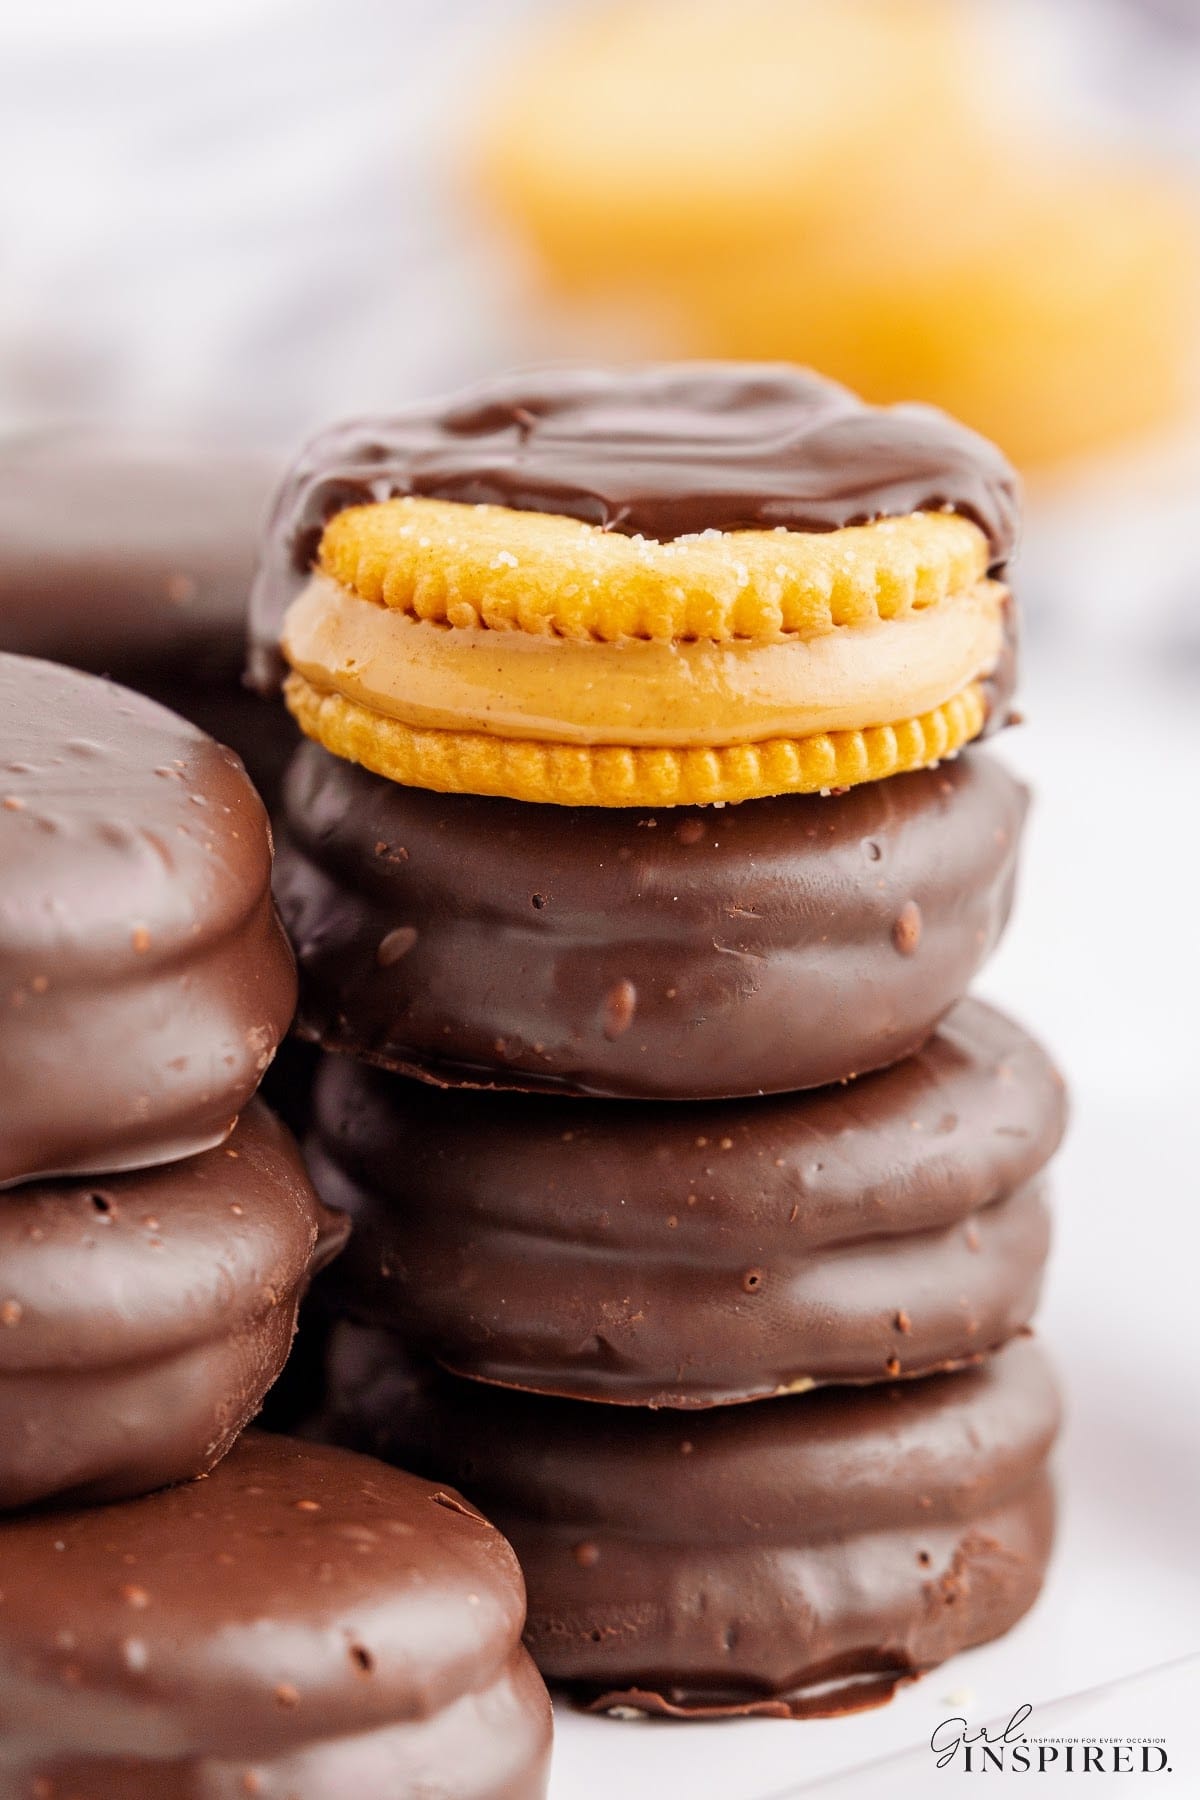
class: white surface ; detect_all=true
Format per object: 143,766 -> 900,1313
545,650 -> 1200,1796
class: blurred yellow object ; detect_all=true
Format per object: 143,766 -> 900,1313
480,0 -> 981,283
284,670 -> 987,807
681,162 -> 1200,472
477,0 -> 1200,470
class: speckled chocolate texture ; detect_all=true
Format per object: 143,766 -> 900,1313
250,363 -> 1018,689
0,1102 -> 347,1511
0,431 -> 293,804
276,744 -> 1026,1100
0,1432 -> 552,1798
309,1001 -> 1063,1406
320,1332 -> 1058,1720
0,654 -> 297,1187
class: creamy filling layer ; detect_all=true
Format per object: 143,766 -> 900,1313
283,572 -> 1005,748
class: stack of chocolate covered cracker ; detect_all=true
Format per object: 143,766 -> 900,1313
0,654 -> 551,1797
0,653 -> 312,1513
257,364 -> 1066,1719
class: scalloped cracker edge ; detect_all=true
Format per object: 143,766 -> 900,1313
284,672 -> 987,806
318,496 -> 989,645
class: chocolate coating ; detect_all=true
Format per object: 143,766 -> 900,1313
0,1432 -> 552,1799
322,1331 -> 1058,1719
0,431 -> 293,804
250,364 -> 1018,689
277,742 -> 1026,1100
0,1101 -> 347,1511
309,1001 -> 1063,1406
0,655 -> 297,1187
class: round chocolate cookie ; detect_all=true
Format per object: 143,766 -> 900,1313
0,431 -> 293,805
0,1432 -> 552,1799
0,1100 -> 347,1510
277,742 -> 1025,1100
310,1000 -> 1063,1407
0,654 -> 296,1187
322,1330 -> 1058,1720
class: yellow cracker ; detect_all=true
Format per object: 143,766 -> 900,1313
318,497 -> 988,645
285,671 -> 986,807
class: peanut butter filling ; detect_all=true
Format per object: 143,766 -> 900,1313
282,571 -> 1005,750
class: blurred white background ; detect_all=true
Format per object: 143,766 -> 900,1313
1,1 -> 1197,1792
2,0 -> 1199,658
0,0 -> 526,436
0,0 -> 1195,439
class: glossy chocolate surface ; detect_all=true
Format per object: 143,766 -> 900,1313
322,1332 -> 1058,1719
0,1102 -> 346,1510
0,1432 -> 552,1798
0,655 -> 296,1186
277,743 -> 1026,1100
310,1001 -> 1063,1405
251,364 -> 1018,688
